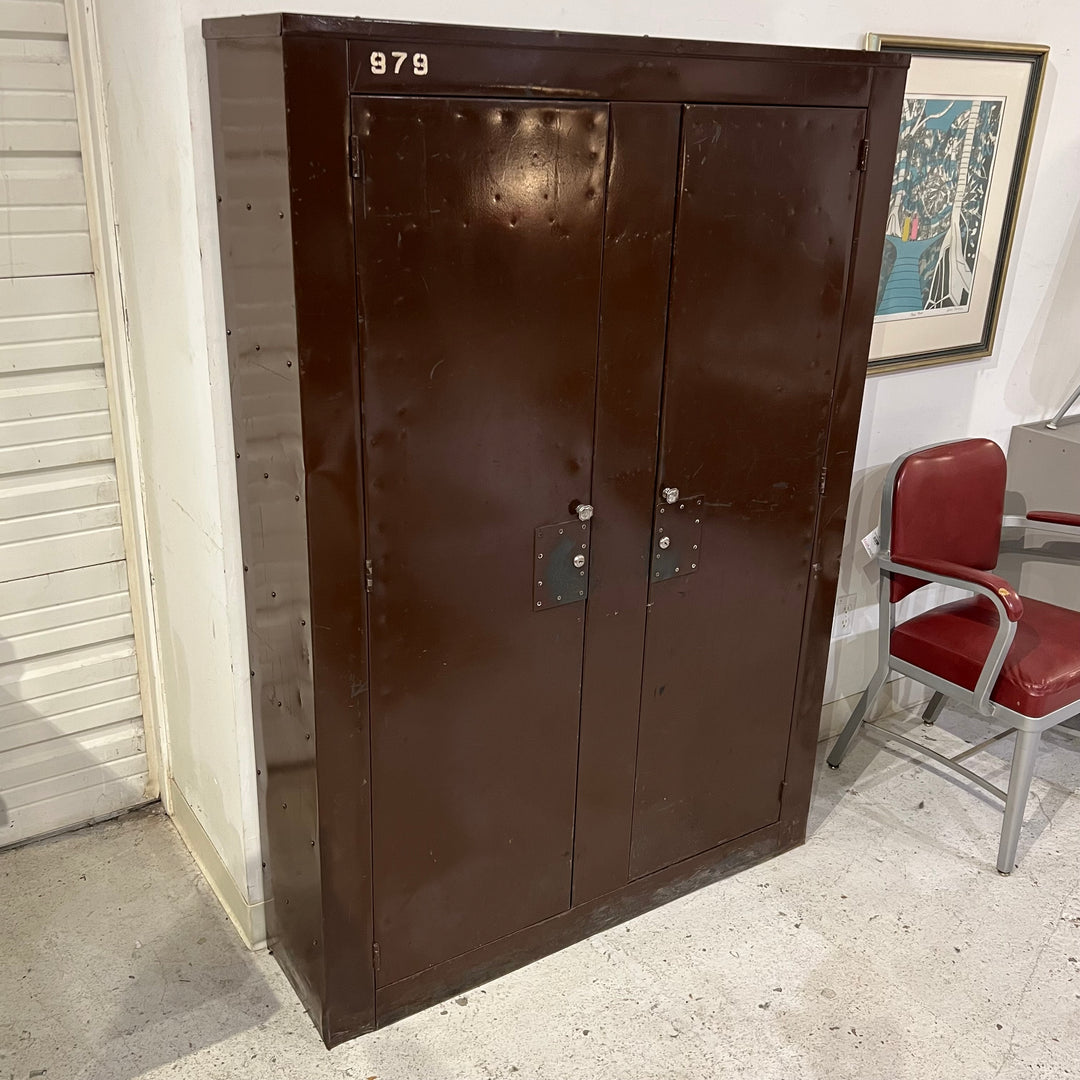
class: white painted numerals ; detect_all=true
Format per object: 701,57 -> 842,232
369,50 -> 429,77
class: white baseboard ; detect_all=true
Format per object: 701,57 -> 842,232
819,677 -> 933,743
167,778 -> 268,950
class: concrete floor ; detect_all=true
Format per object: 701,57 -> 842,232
3,704 -> 1080,1080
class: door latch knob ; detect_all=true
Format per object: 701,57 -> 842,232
662,487 -> 679,504
575,503 -> 594,522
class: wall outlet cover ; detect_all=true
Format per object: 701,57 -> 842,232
835,593 -> 856,637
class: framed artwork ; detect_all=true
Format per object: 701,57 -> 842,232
866,35 -> 1048,374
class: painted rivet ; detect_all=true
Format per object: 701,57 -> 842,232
536,601 -> 542,607
537,553 -> 543,559
691,563 -> 697,569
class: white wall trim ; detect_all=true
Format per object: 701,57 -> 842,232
64,0 -> 171,809
168,778 -> 268,949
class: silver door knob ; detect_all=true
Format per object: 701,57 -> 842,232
573,554 -> 586,568
658,536 -> 671,549
662,487 -> 679,504
576,503 -> 594,522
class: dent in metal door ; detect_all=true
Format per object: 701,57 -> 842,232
353,97 -> 608,985
629,105 -> 866,879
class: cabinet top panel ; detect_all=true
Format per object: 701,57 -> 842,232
204,14 -> 907,108
202,13 -> 907,69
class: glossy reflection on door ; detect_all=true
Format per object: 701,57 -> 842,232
353,97 -> 609,985
630,104 -> 867,879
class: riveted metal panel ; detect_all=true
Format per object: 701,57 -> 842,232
206,33 -> 325,1028
534,519 -> 591,610
650,495 -> 705,583
354,96 -> 607,986
630,105 -> 866,879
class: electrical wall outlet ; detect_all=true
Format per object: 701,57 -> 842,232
861,527 -> 881,558
834,593 -> 856,637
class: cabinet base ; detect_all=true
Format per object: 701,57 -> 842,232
316,820 -> 792,1047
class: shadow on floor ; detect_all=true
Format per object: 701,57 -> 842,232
0,806 -> 284,1080
808,701 -> 1080,869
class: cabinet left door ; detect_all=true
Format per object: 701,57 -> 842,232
352,96 -> 609,986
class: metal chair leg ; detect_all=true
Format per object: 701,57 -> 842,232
996,729 -> 1042,874
922,692 -> 947,726
827,666 -> 889,769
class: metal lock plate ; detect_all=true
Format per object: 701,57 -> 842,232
534,519 -> 591,610
651,495 -> 703,583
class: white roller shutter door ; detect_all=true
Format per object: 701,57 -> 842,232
0,0 -> 150,845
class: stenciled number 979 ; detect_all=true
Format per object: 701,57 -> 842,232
370,51 -> 429,76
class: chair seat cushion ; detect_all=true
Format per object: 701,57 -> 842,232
891,595 -> 1080,718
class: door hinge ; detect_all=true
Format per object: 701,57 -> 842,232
819,467 -> 828,496
372,941 -> 381,973
365,558 -> 373,593
349,133 -> 361,179
857,138 -> 870,171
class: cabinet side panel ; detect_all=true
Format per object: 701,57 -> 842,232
779,64 -> 909,846
206,37 -> 326,1027
282,35 -> 376,1043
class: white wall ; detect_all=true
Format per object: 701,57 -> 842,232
96,0 -> 1080,942
93,0 -> 264,943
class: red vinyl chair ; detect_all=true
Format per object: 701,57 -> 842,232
827,438 -> 1080,873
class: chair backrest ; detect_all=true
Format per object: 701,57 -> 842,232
887,438 -> 1007,603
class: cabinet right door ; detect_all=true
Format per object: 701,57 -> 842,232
630,104 -> 866,879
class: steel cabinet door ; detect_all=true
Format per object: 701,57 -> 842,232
629,105 -> 866,878
353,97 -> 608,984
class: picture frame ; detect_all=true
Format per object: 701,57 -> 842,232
866,34 -> 1048,374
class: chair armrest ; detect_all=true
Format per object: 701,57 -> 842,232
1027,511 -> 1080,529
886,555 -> 1023,621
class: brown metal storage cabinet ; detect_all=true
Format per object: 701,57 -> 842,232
204,13 -> 907,1046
